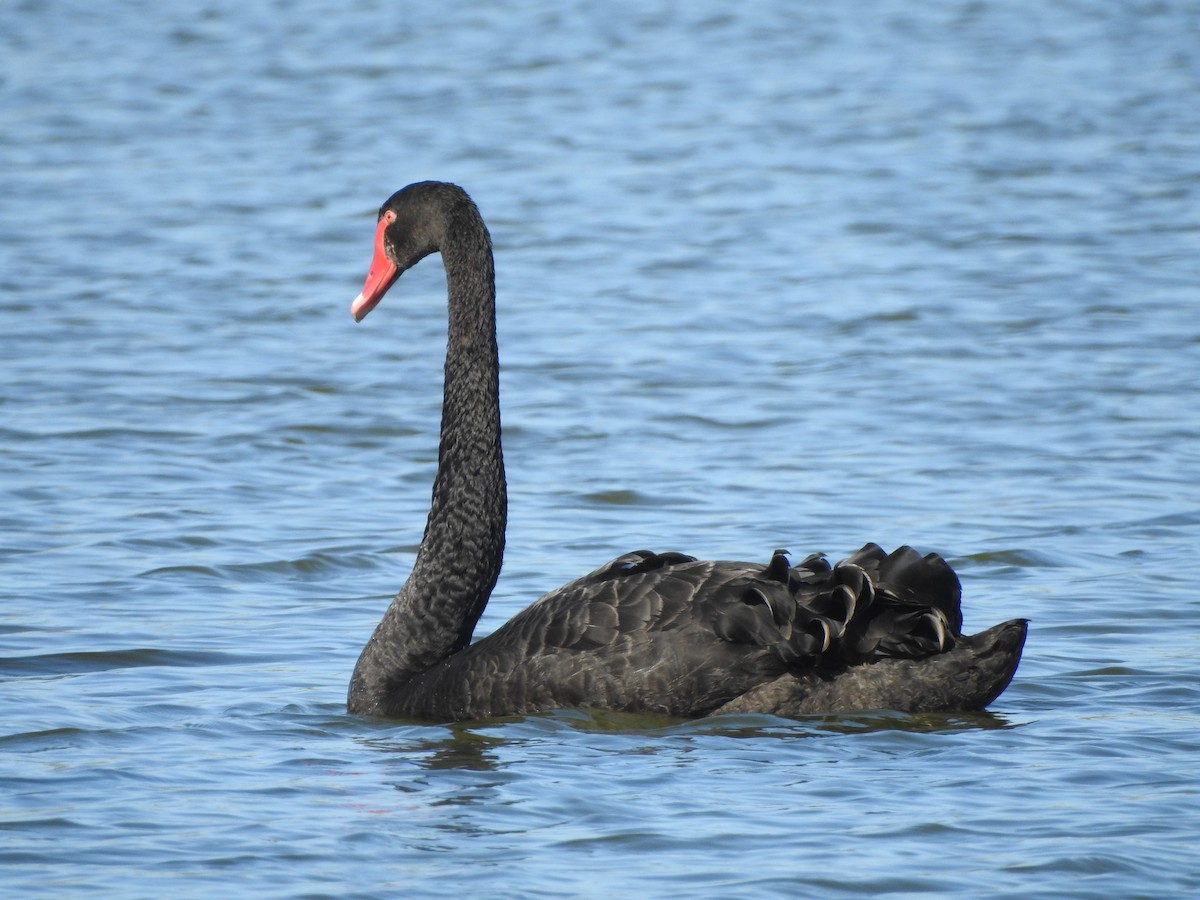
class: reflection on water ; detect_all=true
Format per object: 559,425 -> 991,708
359,706 -> 1021,776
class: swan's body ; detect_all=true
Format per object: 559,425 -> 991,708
346,182 -> 1026,721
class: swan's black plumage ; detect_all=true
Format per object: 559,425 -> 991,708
346,181 -> 1027,721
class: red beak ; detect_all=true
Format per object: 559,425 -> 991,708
351,213 -> 399,322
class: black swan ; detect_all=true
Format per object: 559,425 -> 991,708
345,181 -> 1027,721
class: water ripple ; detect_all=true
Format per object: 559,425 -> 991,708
1,648 -> 258,678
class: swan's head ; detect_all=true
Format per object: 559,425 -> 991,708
351,182 -> 456,322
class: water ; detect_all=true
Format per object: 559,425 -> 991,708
3,0 -> 1199,895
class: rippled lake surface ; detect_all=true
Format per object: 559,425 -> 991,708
3,1 -> 1199,896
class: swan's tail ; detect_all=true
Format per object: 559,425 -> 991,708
712,543 -> 1027,714
714,617 -> 1028,715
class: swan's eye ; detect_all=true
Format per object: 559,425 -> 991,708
380,209 -> 397,225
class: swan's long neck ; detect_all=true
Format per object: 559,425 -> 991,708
348,202 -> 505,716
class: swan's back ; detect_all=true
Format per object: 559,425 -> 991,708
374,543 -> 1021,721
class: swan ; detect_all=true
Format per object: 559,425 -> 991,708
345,181 -> 1027,721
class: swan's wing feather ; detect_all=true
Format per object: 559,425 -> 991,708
514,544 -> 963,667
526,558 -> 736,652
545,549 -> 700,593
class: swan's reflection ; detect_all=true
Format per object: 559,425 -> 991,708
417,725 -> 506,771
346,707 -> 1023,836
359,723 -> 505,771
357,706 -> 1020,773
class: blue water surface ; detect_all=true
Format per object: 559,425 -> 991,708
3,1 -> 1199,896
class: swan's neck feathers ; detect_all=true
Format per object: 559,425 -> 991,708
348,213 -> 506,715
